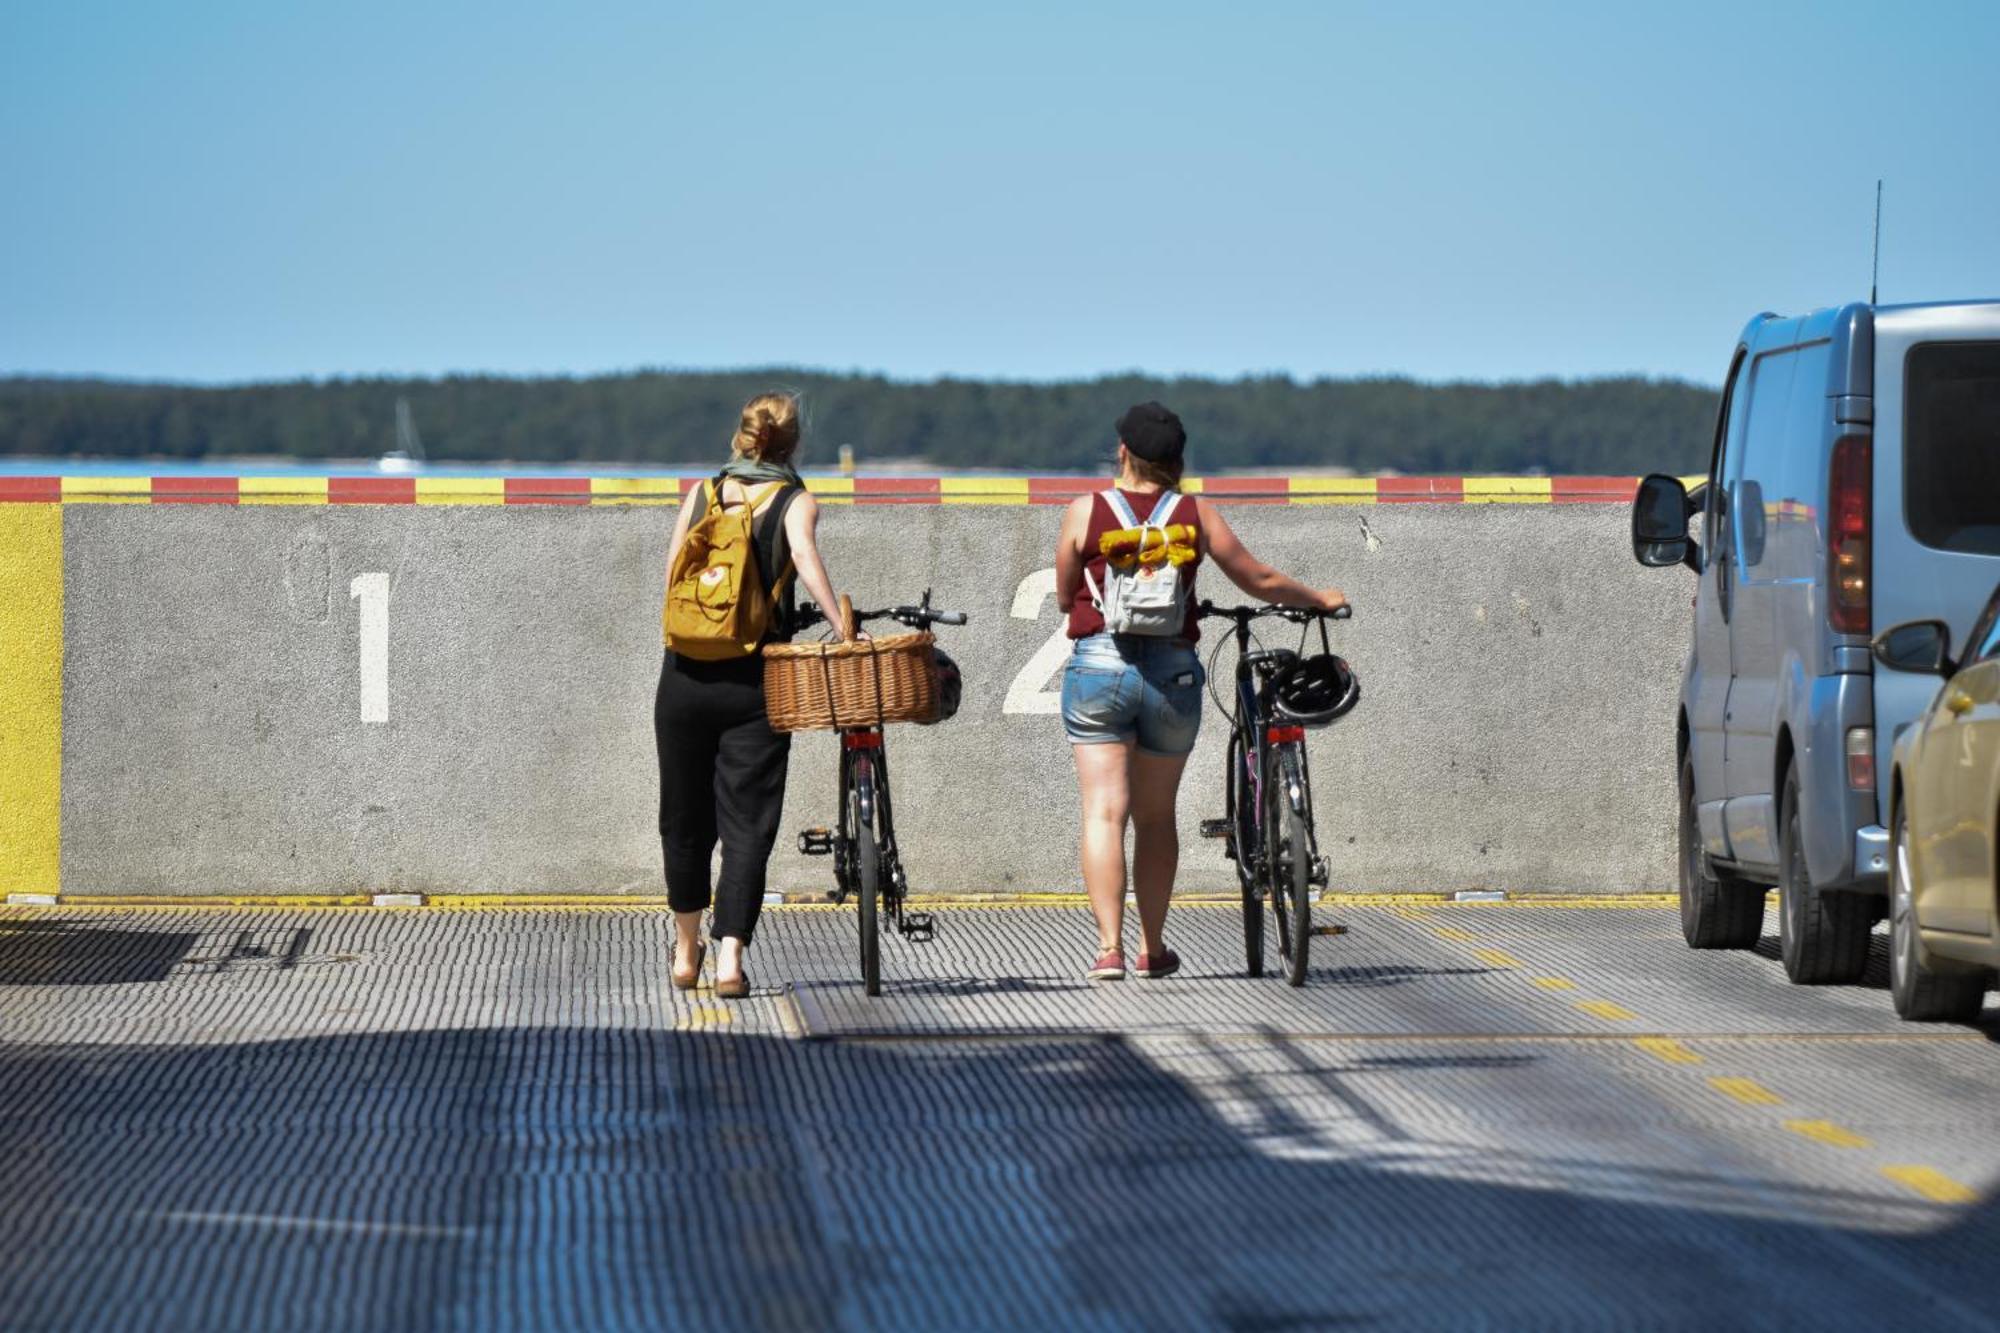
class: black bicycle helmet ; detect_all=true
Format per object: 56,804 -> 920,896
920,649 -> 963,724
1267,653 -> 1358,726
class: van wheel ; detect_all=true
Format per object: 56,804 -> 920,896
1777,766 -> 1871,984
1889,806 -> 1988,1022
1678,756 -> 1763,948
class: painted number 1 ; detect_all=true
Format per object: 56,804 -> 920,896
350,572 -> 390,724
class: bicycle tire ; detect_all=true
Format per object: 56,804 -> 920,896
1264,746 -> 1312,986
850,787 -> 881,996
1281,790 -> 1312,987
1229,731 -> 1263,977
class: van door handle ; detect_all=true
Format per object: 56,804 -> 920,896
1946,691 -> 1974,717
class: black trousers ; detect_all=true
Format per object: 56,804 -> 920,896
654,650 -> 792,943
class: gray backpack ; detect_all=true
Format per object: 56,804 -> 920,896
1083,489 -> 1190,636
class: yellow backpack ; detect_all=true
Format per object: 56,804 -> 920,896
663,478 -> 794,660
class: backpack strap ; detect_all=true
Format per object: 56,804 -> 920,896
1099,487 -> 1141,529
1144,490 -> 1183,526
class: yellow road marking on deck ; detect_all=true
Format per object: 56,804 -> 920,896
1633,1038 -> 1703,1065
1531,976 -> 1577,990
0,505 -> 62,897
1707,1077 -> 1783,1106
1471,948 -> 1522,968
677,1005 -> 733,1031
1880,1165 -> 1978,1204
1783,1119 -> 1871,1149
1574,1000 -> 1639,1022
1431,925 -> 1477,942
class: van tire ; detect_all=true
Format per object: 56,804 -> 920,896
1777,766 -> 1871,984
1679,756 -> 1763,949
1889,806 -> 1988,1022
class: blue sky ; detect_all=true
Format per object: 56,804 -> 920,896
4,1 -> 1996,386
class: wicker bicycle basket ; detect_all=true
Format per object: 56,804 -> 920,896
762,632 -> 940,732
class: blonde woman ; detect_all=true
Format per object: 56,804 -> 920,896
1055,403 -> 1347,980
656,393 -> 847,998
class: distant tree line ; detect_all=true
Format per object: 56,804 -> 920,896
0,370 -> 1719,474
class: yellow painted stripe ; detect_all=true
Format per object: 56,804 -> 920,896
1471,947 -> 1522,968
1783,1119 -> 1871,1149
1431,925 -> 1477,942
1574,1000 -> 1639,1022
589,478 -> 682,506
1880,1165 -> 1978,1204
1462,476 -> 1554,504
1531,976 -> 1577,990
415,478 -> 505,506
61,475 -> 151,504
1289,478 -> 1379,506
939,477 -> 1030,505
1633,1037 -> 1703,1065
676,1004 -> 733,1031
804,477 -> 857,506
1707,1077 -> 1783,1106
238,477 -> 330,505
0,506 -> 62,896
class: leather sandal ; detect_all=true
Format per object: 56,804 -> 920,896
670,941 -> 706,991
715,972 -> 751,1000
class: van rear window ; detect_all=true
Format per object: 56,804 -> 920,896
1907,341 -> 2000,555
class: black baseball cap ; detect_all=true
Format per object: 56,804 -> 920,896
1116,401 -> 1186,464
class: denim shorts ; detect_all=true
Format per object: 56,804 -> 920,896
1060,633 -> 1206,757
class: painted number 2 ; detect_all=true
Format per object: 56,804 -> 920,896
1004,568 -> 1069,715
350,572 -> 390,724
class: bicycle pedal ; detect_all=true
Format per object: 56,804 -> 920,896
797,828 -> 834,856
1310,923 -> 1348,937
1199,819 -> 1232,839
900,912 -> 936,943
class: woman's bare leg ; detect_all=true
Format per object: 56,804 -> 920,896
1073,740 -> 1134,955
1129,750 -> 1190,957
714,934 -> 745,986
672,909 -> 705,983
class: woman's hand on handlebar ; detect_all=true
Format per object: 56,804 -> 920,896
1314,588 -> 1349,615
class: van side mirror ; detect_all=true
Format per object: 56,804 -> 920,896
1872,620 -> 1955,676
1632,473 -> 1700,570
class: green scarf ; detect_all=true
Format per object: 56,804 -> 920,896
719,457 -> 805,489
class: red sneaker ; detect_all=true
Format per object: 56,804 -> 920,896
1087,950 -> 1126,981
1135,949 -> 1181,979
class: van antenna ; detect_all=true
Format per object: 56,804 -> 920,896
1870,179 -> 1883,306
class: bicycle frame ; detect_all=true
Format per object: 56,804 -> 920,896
1219,614 -> 1326,891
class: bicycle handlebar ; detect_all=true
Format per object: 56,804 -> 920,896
796,603 -> 970,631
1197,600 -> 1351,623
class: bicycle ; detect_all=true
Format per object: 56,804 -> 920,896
792,591 -> 968,996
1197,601 -> 1354,986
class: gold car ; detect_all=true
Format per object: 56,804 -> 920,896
1877,583 -> 2000,1021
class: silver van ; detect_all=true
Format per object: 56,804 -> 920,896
1632,301 -> 2000,983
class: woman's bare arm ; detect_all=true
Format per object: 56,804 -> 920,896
1054,494 -> 1092,612
1197,498 -> 1347,611
665,481 -> 702,573
783,492 -> 851,638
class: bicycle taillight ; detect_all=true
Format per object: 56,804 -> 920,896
1265,724 -> 1306,745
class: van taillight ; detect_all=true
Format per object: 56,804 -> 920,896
1827,435 -> 1871,634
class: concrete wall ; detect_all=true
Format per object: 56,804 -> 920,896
47,498 -> 1688,896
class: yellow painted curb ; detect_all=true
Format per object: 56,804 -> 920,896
0,505 -> 62,898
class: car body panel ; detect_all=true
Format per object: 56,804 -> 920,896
1893,585 -> 2000,967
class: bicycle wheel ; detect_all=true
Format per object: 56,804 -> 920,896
1228,731 -> 1263,977
1264,747 -> 1312,986
849,786 -> 881,996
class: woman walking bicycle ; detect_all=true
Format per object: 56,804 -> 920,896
1054,402 -> 1346,981
655,392 -> 849,999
